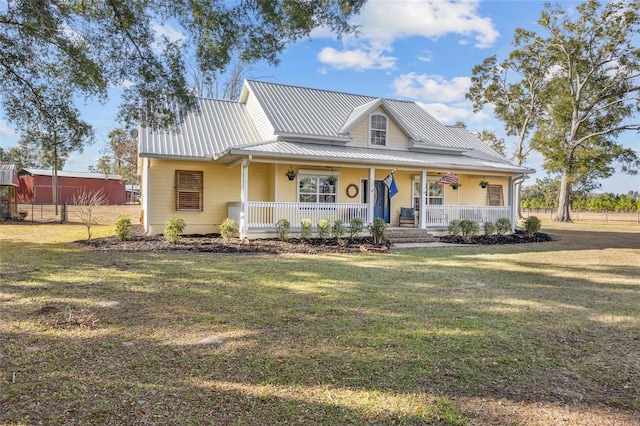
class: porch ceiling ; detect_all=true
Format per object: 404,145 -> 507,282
228,141 -> 534,174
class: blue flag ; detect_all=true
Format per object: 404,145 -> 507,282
384,172 -> 398,198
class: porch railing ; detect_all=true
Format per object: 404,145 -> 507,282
423,205 -> 511,226
229,202 -> 511,229
243,202 -> 369,228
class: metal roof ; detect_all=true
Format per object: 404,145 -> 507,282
230,141 -> 534,174
245,80 -> 472,149
0,164 -> 18,186
448,126 -> 507,159
139,98 -> 263,159
138,80 -> 531,174
20,168 -> 123,180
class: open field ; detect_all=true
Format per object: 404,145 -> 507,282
1,218 -> 639,425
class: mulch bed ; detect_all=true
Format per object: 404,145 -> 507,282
74,230 -> 554,254
439,231 -> 555,245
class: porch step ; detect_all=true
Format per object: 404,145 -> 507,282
386,228 -> 438,244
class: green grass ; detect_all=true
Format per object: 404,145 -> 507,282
1,220 -> 639,425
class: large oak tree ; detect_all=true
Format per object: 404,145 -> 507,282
1,0 -> 365,138
468,0 -> 640,222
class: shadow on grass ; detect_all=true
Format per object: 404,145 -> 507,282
1,237 -> 639,425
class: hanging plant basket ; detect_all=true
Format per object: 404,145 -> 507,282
450,182 -> 461,190
285,169 -> 296,180
479,180 -> 489,188
326,175 -> 337,185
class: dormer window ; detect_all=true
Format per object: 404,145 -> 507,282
370,114 -> 387,146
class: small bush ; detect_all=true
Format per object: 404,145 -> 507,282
115,214 -> 133,241
331,219 -> 346,240
459,220 -> 480,240
317,219 -> 331,239
483,221 -> 496,236
164,217 -> 186,244
219,218 -> 239,242
275,218 -> 291,242
300,218 -> 313,241
448,220 -> 462,237
523,216 -> 541,237
496,218 -> 512,236
349,217 -> 365,239
369,217 -> 388,245
17,210 -> 28,221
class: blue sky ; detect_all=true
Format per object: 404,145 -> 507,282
1,0 -> 638,193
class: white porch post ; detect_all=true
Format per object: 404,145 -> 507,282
419,170 -> 427,229
240,158 -> 249,239
508,176 -> 516,232
368,167 -> 375,225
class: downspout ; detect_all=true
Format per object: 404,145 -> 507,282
143,157 -> 150,234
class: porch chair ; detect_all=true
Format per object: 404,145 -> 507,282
399,207 -> 416,227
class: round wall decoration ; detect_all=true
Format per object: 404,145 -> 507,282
346,183 -> 359,198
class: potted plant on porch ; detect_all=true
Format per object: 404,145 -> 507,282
450,182 -> 461,190
479,180 -> 489,188
285,169 -> 297,180
325,175 -> 337,185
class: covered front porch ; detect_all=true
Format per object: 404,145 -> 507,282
224,159 -> 524,239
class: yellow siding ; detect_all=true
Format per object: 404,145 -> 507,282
349,107 -> 407,149
442,176 -> 510,206
146,159 -> 241,235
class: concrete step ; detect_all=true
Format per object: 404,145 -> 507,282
386,228 -> 438,244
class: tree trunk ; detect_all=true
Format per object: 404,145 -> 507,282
554,167 -> 572,222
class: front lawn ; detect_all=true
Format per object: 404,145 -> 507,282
0,221 -> 638,425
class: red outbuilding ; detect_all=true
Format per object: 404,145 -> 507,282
17,168 -> 126,205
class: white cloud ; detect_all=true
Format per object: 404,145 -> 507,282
355,0 -> 499,48
317,42 -> 396,71
152,22 -> 185,44
0,119 -> 16,137
418,102 -> 472,123
417,50 -> 433,63
392,72 -> 471,103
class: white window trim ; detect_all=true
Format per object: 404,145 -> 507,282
297,172 -> 339,203
412,177 -> 445,209
369,113 -> 388,147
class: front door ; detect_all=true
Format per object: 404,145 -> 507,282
373,180 -> 390,223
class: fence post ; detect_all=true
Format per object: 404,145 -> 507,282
61,203 -> 67,223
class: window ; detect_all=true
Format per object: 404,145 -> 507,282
370,114 -> 387,146
412,179 -> 444,210
299,175 -> 337,203
487,185 -> 504,206
175,170 -> 203,211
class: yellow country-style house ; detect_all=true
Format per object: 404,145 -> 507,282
137,80 -> 533,238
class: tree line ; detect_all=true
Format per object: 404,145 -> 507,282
521,177 -> 640,212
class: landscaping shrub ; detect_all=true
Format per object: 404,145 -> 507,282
483,221 -> 496,236
369,217 -> 388,245
114,214 -> 132,241
349,217 -> 364,239
447,220 -> 462,237
496,218 -> 512,236
17,210 -> 28,221
317,219 -> 331,239
523,216 -> 541,237
275,218 -> 290,242
219,218 -> 239,242
164,217 -> 186,244
331,219 -> 346,240
459,220 -> 480,240
300,218 -> 313,241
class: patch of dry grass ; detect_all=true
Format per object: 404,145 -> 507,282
0,217 -> 639,425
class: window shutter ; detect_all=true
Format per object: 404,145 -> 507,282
175,171 -> 203,211
487,185 -> 504,206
